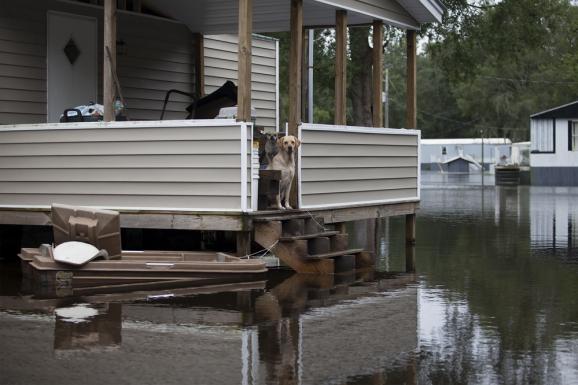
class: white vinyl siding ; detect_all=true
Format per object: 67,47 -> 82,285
203,34 -> 278,131
531,119 -> 554,153
299,124 -> 420,209
0,120 -> 254,212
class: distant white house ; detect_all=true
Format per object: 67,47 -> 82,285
530,101 -> 578,186
421,138 -> 512,171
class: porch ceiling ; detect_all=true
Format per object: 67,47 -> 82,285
142,0 -> 443,33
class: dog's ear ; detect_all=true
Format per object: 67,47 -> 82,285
295,137 -> 301,148
277,136 -> 284,148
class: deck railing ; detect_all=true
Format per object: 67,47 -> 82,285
298,123 -> 420,209
0,120 -> 255,212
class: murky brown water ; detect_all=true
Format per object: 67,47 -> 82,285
1,173 -> 577,385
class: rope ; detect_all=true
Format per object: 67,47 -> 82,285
241,240 -> 279,259
303,209 -> 329,232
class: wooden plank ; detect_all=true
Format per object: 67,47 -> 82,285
121,213 -> 245,231
104,0 -> 117,121
288,0 -> 303,137
193,33 -> 205,98
0,210 -> 51,226
372,20 -> 384,128
254,221 -> 334,274
311,201 -> 418,223
237,0 -> 252,122
288,0 -> 303,209
307,248 -> 364,260
280,231 -> 340,241
236,231 -> 252,257
335,10 -> 347,125
405,30 -> 417,129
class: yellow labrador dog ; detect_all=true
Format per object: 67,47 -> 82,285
268,135 -> 301,209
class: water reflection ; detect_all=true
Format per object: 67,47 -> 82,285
530,187 -> 578,260
0,271 -> 418,385
1,181 -> 578,384
54,303 -> 121,355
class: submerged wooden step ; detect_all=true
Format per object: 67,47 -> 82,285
279,230 -> 340,241
306,248 -> 364,260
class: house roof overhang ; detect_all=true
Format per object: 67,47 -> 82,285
531,100 -> 578,120
142,0 -> 445,33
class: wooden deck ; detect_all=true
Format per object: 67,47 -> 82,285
0,201 -> 418,231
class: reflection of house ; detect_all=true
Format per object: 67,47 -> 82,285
0,272 -> 418,385
530,101 -> 578,186
530,188 -> 577,258
422,138 -> 512,171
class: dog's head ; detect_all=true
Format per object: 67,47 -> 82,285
277,135 -> 301,154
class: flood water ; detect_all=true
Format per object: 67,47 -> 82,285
1,172 -> 578,385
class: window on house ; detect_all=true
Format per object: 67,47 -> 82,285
571,121 -> 578,151
531,119 -> 555,153
442,146 -> 447,155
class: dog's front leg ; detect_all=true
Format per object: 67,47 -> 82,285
276,192 -> 284,210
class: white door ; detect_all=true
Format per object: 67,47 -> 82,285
47,12 -> 97,122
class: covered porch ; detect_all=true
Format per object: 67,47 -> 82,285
0,0 -> 442,268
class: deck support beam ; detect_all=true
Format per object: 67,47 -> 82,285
236,231 -> 252,257
335,10 -> 347,125
405,30 -> 417,129
288,0 -> 303,208
103,0 -> 117,122
372,20 -> 384,128
405,213 -> 416,245
237,0 -> 253,122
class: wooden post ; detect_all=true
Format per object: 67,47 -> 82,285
288,0 -> 303,208
236,231 -> 252,257
103,0 -> 116,122
288,0 -> 303,136
237,0 -> 252,122
193,33 -> 205,99
405,29 -> 417,129
405,213 -> 416,245
301,30 -> 309,122
405,244 -> 416,273
334,10 -> 347,125
372,20 -> 384,128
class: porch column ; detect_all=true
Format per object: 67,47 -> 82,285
288,0 -> 303,136
405,29 -> 417,129
237,0 -> 253,122
334,10 -> 347,125
288,0 -> 303,208
103,0 -> 116,122
372,20 -> 384,128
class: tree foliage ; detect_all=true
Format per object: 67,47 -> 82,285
266,0 -> 578,140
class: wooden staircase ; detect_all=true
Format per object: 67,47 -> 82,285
254,214 -> 371,274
